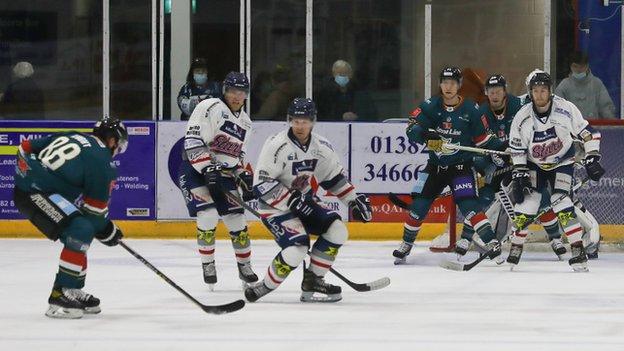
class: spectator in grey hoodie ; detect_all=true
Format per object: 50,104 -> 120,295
555,51 -> 616,119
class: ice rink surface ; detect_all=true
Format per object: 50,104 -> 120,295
1,239 -> 624,351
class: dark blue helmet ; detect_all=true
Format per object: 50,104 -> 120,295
223,71 -> 250,94
528,71 -> 552,92
287,98 -> 317,122
439,67 -> 462,85
93,117 -> 128,156
485,74 -> 507,90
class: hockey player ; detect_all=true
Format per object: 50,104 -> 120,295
457,74 -> 567,259
244,98 -> 372,303
507,71 -> 604,271
177,71 -> 258,290
393,67 -> 503,263
13,118 -> 127,319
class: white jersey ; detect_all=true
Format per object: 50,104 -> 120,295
508,95 -> 600,170
253,129 -> 357,213
183,97 -> 252,173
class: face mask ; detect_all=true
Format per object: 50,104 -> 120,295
572,71 -> 587,80
334,75 -> 349,87
193,73 -> 207,85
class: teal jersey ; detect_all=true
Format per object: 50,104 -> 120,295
479,93 -> 523,145
15,132 -> 117,231
407,96 -> 501,166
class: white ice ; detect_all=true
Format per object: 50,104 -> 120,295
1,239 -> 624,351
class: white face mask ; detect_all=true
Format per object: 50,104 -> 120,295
572,71 -> 587,80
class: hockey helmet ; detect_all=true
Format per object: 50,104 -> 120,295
223,71 -> 250,94
485,74 -> 507,90
93,117 -> 128,156
439,67 -> 462,85
528,71 -> 553,95
287,97 -> 317,123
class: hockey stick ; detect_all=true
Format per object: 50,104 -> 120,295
442,143 -> 510,156
439,176 -> 591,271
219,188 -> 391,292
119,241 -> 245,314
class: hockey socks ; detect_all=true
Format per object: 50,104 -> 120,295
55,248 -> 87,289
230,227 -> 252,264
197,227 -> 216,264
309,237 -> 341,277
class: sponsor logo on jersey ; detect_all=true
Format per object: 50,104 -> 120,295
532,127 -> 557,143
410,108 -> 422,117
209,134 -> 243,158
291,159 -> 318,175
532,138 -> 564,161
452,176 -> 476,198
287,152 -> 298,160
219,120 -> 247,141
554,107 -> 571,118
126,208 -> 150,217
184,138 -> 204,149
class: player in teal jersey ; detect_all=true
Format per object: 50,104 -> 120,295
392,67 -> 504,263
13,118 -> 128,319
456,74 -> 567,259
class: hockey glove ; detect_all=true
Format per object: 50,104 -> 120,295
235,170 -> 255,201
203,162 -> 223,193
96,221 -> 123,247
584,154 -> 605,181
511,168 -> 532,204
422,130 -> 443,153
350,193 -> 372,222
287,190 -> 316,220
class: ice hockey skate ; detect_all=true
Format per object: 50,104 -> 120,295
454,238 -> 470,257
45,288 -> 87,319
393,241 -> 413,265
244,282 -> 273,303
202,261 -> 217,291
300,268 -> 342,303
507,243 -> 524,270
569,242 -> 589,272
550,238 -> 567,260
237,262 -> 259,288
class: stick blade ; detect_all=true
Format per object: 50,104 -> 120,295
201,299 -> 246,315
367,277 -> 391,291
438,260 -> 467,271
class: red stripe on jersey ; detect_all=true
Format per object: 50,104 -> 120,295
60,248 -> 86,266
469,212 -> 488,227
480,115 -> 489,129
190,156 -> 211,164
267,268 -> 281,284
84,197 -> 108,209
406,216 -> 422,228
336,185 -> 355,198
410,108 -> 422,117
473,133 -> 490,146
270,191 -> 290,207
20,140 -> 33,153
235,252 -> 251,259
310,258 -> 331,269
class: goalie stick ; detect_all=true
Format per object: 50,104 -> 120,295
119,241 -> 245,314
438,176 -> 591,271
219,187 -> 391,292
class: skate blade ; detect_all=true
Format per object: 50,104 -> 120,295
45,305 -> 84,319
494,256 -> 505,265
508,263 -> 517,271
207,284 -> 215,292
394,257 -> 407,265
300,291 -> 342,303
84,306 -> 101,314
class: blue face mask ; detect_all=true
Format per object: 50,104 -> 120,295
572,71 -> 587,80
334,75 -> 349,87
193,73 -> 208,85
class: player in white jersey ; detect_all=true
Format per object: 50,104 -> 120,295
177,71 -> 258,289
507,71 -> 605,271
244,98 -> 372,303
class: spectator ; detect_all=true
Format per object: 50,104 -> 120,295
177,58 -> 221,120
315,59 -> 377,121
0,61 -> 45,120
255,65 -> 298,120
555,51 -> 616,119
